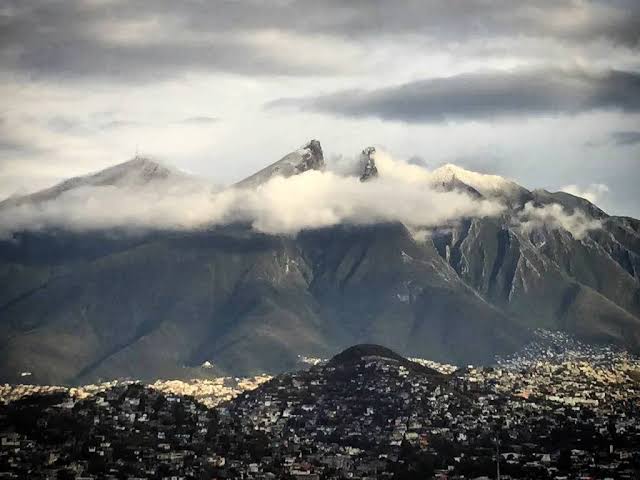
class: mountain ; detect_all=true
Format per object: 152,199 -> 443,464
328,344 -> 441,376
0,140 -> 639,385
0,157 -> 189,209
234,139 -> 324,188
429,163 -> 531,205
328,344 -> 409,365
430,182 -> 640,350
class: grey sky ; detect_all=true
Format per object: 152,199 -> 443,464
269,69 -> 640,122
1,0 -> 639,216
611,131 -> 640,146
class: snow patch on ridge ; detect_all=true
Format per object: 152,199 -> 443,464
430,163 -> 520,197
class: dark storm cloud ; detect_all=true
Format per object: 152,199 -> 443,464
2,35 -> 339,81
268,69 -> 640,122
0,0 -> 638,81
611,131 -> 640,146
0,1 -> 347,81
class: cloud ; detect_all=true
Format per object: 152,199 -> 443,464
518,202 -> 602,240
561,183 -> 610,203
407,156 -> 429,168
45,116 -> 218,132
177,116 -> 219,125
101,120 -> 142,130
0,117 -> 48,155
239,171 -> 503,234
269,69 -> 640,123
2,1 -> 639,222
0,1 -> 362,81
1,1 -> 637,82
611,131 -> 640,146
0,152 -> 505,238
585,130 -> 640,148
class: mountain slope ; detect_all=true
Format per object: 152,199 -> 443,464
234,139 -> 324,188
297,223 -> 528,362
0,157 -> 188,210
0,223 -> 529,384
429,168 -> 640,351
0,143 -> 639,384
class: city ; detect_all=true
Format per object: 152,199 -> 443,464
1,333 -> 638,479
1,1 -> 639,479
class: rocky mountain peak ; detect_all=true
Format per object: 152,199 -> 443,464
89,156 -> 177,186
235,139 -> 325,188
430,163 -> 532,206
295,139 -> 325,174
359,146 -> 379,182
431,163 -> 512,193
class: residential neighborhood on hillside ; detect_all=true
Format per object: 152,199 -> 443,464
1,339 -> 638,479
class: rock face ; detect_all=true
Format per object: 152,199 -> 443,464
428,172 -> 640,352
234,139 -> 324,188
0,143 -> 639,384
359,146 -> 379,182
0,222 -> 529,384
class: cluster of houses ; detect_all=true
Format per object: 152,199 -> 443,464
0,375 -> 273,411
220,349 -> 640,479
0,383 -> 228,479
0,337 -> 638,479
150,376 -> 272,408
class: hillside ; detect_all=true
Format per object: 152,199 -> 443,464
0,141 -> 638,384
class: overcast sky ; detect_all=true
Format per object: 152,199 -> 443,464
1,0 -> 639,216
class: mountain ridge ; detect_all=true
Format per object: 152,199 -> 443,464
0,140 -> 638,384
0,157 -> 189,210
234,139 -> 325,188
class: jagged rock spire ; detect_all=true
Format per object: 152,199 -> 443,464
359,146 -> 378,182
295,139 -> 324,174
